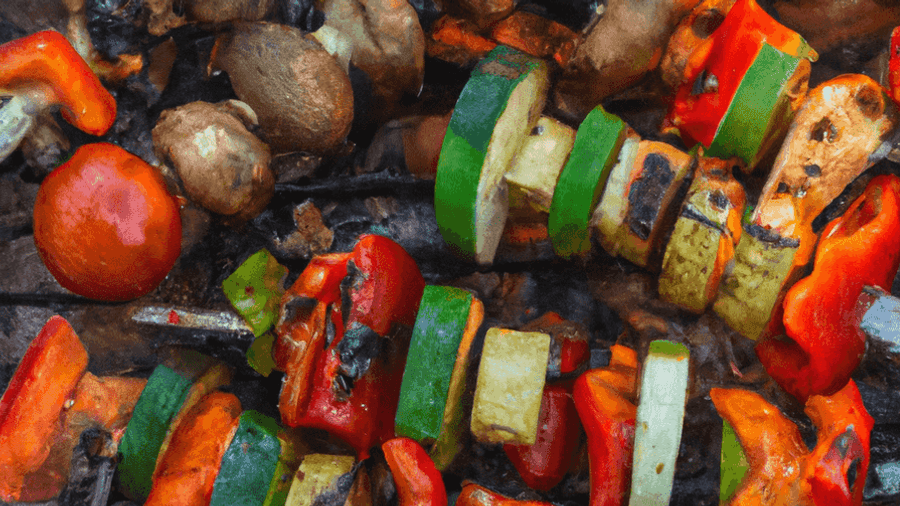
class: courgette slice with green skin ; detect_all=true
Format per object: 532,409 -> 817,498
435,45 -> 550,265
629,340 -> 690,506
285,454 -> 356,506
153,362 -> 233,484
210,410 -> 282,506
117,365 -> 193,501
712,225 -> 802,341
720,420 -> 750,503
592,131 -> 640,256
430,297 -> 484,470
395,286 -> 473,442
704,45 -> 807,168
549,105 -> 625,258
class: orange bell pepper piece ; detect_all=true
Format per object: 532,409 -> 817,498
0,315 -> 88,502
712,379 -> 873,505
144,391 -> 242,506
572,344 -> 638,506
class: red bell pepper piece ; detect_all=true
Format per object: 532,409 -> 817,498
504,381 -> 582,491
572,345 -> 638,506
520,312 -> 590,378
711,379 -> 873,506
757,174 -> 900,402
382,437 -> 447,506
0,315 -> 89,502
662,0 -> 813,166
889,26 -> 899,106
456,482 -> 556,506
275,234 -> 425,458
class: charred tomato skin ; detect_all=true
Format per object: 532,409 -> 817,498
33,143 -> 182,301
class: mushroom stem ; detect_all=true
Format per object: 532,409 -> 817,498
0,92 -> 38,161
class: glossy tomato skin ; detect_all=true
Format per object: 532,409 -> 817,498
33,143 -> 181,301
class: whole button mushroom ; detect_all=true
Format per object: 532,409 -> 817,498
153,100 -> 274,222
212,22 -> 354,155
320,0 -> 425,123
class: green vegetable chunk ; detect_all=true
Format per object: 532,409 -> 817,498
223,248 -> 288,337
720,420 -> 750,503
395,286 -> 473,442
435,45 -> 549,265
117,365 -> 193,501
548,105 -> 625,258
210,410 -> 282,506
705,43 -> 803,169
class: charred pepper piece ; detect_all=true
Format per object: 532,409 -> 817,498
711,379 -> 873,506
757,174 -> 900,402
274,234 -> 425,458
573,344 -> 638,506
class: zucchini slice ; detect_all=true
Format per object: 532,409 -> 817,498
548,104 -> 625,258
210,410 -> 282,506
592,130 -> 640,256
712,225 -> 802,340
435,45 -> 550,265
471,328 -> 550,445
658,157 -> 747,313
117,365 -> 193,501
285,454 -> 356,506
506,116 -> 576,216
430,296 -> 484,470
395,286 -> 473,442
630,340 -> 690,506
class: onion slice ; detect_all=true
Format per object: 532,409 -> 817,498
629,340 -> 690,506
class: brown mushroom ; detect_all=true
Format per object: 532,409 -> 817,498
153,100 -> 274,222
211,22 -> 354,155
184,0 -> 275,24
320,0 -> 425,123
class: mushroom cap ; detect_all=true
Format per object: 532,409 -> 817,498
33,143 -> 181,301
213,22 -> 353,155
0,30 -> 116,136
153,100 -> 274,219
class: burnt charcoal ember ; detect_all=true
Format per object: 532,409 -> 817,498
407,0 -> 443,32
272,0 -> 324,31
335,322 -> 382,393
670,397 -> 721,506
58,428 -> 117,506
86,0 -> 146,60
519,0 -> 603,32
